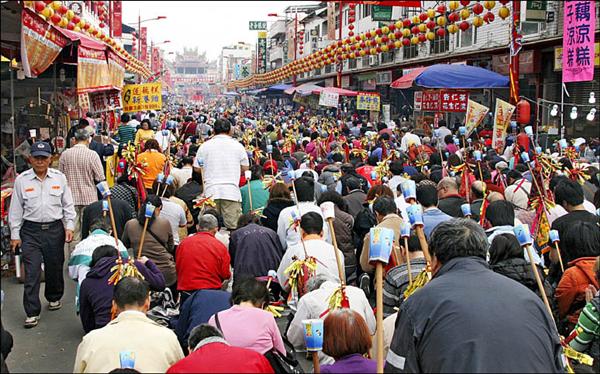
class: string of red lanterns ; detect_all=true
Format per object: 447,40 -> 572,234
231,0 -> 511,89
30,0 -> 152,78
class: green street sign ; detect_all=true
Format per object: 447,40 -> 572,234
249,21 -> 267,30
372,5 -> 392,22
525,1 -> 547,22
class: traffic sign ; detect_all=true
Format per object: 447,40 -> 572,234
249,21 -> 267,30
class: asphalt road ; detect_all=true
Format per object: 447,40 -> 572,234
1,269 -> 312,373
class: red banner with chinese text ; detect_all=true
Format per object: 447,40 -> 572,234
417,90 -> 469,112
112,1 -> 123,37
140,27 -> 148,63
20,8 -> 69,78
77,46 -> 110,93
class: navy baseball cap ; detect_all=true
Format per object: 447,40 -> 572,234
30,141 -> 52,157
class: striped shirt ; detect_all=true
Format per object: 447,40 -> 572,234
383,257 -> 428,317
569,297 -> 600,353
117,124 -> 136,145
58,144 -> 105,205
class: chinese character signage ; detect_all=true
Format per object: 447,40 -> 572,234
357,92 -> 381,111
554,43 -> 600,70
140,27 -> 148,63
78,45 -> 110,93
112,1 -> 123,37
107,50 -> 127,88
562,1 -> 595,82
249,21 -> 267,30
440,91 -> 469,112
492,99 -> 516,152
372,6 -> 393,21
20,9 -> 68,78
414,90 -> 469,112
121,83 -> 163,112
257,32 -> 267,74
525,1 -> 547,21
89,90 -> 122,113
464,100 -> 490,137
318,91 -> 340,108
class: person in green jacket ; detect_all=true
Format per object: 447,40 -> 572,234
240,165 -> 269,215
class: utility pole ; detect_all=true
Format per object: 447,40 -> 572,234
337,0 -> 343,88
509,0 -> 521,104
293,10 -> 298,87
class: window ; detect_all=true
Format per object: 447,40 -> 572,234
315,25 -> 320,37
305,32 -> 309,43
430,31 -> 450,54
349,58 -> 357,69
315,68 -> 322,76
457,26 -> 476,48
381,51 -> 394,64
521,21 -> 546,36
403,44 -> 418,59
363,4 -> 371,18
322,21 -> 328,37
325,64 -> 332,74
362,55 -> 369,67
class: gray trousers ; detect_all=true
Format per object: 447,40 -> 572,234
21,220 -> 65,317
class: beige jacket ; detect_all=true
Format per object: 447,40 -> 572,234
360,214 -> 402,273
73,311 -> 184,373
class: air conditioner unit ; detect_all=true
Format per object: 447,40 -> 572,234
369,55 -> 379,66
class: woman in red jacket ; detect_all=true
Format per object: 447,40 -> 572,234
555,222 -> 600,334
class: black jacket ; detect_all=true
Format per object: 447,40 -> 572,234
437,195 -> 466,218
81,198 -> 134,240
385,257 -> 563,373
490,257 -> 554,302
260,198 -> 294,233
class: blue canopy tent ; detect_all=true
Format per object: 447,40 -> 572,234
391,64 -> 509,89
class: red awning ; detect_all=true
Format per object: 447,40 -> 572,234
390,67 -> 427,89
56,28 -> 108,51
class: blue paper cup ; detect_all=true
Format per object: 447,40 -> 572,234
96,181 -> 111,198
535,146 -> 542,155
267,144 -> 273,153
400,221 -> 411,238
102,200 -> 109,212
559,139 -> 568,149
371,171 -> 377,181
369,227 -> 395,264
406,204 -> 424,227
524,126 -> 533,136
303,319 -> 324,352
165,175 -> 174,185
453,138 -> 460,145
162,130 -> 169,136
402,180 -> 416,202
156,173 -> 165,183
549,230 -> 560,243
459,126 -> 466,135
521,152 -> 530,163
119,351 -> 135,369
473,150 -> 482,161
513,224 -> 533,247
144,203 -> 155,218
461,203 -> 472,217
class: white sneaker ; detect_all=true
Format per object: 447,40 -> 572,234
24,316 -> 39,328
48,301 -> 62,311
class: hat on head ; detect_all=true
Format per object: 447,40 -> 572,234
30,141 -> 52,157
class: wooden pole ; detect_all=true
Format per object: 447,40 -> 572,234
375,262 -> 384,373
524,244 -> 553,320
404,237 -> 413,285
312,352 -> 320,374
326,218 -> 346,285
554,242 -> 565,273
136,217 -> 150,259
106,196 -> 120,248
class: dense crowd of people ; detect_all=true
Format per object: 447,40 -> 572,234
3,99 -> 600,373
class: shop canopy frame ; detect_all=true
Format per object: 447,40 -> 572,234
390,64 -> 509,89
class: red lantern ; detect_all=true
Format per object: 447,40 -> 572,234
483,11 -> 495,23
375,28 -> 382,36
365,31 -> 372,38
473,3 -> 484,15
437,4 -> 447,14
388,23 -> 396,32
67,22 -> 75,30
72,15 -> 80,24
402,19 -> 411,28
436,28 -> 446,37
448,12 -> 460,23
382,36 -> 389,43
349,17 -> 355,23
83,23 -> 90,30
460,0 -> 471,6
50,13 -> 62,24
419,13 -> 428,22
349,9 -> 355,16
349,31 -> 354,36
402,38 -> 411,46
348,24 -> 354,30
99,15 -> 105,22
394,30 -> 402,39
349,3 -> 355,9
387,42 -> 395,50
426,20 -> 436,29
34,1 -> 46,12
376,46 -> 382,53
57,4 -> 67,15
499,0 -> 509,3
411,25 -> 419,34
459,21 -> 470,31
516,99 -> 531,125
418,33 -> 427,42
99,22 -> 105,28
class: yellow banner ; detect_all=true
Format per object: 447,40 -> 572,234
357,92 -> 381,111
492,99 -> 516,152
464,99 -> 489,137
121,83 -> 162,113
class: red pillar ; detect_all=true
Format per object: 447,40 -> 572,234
509,0 -> 521,104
